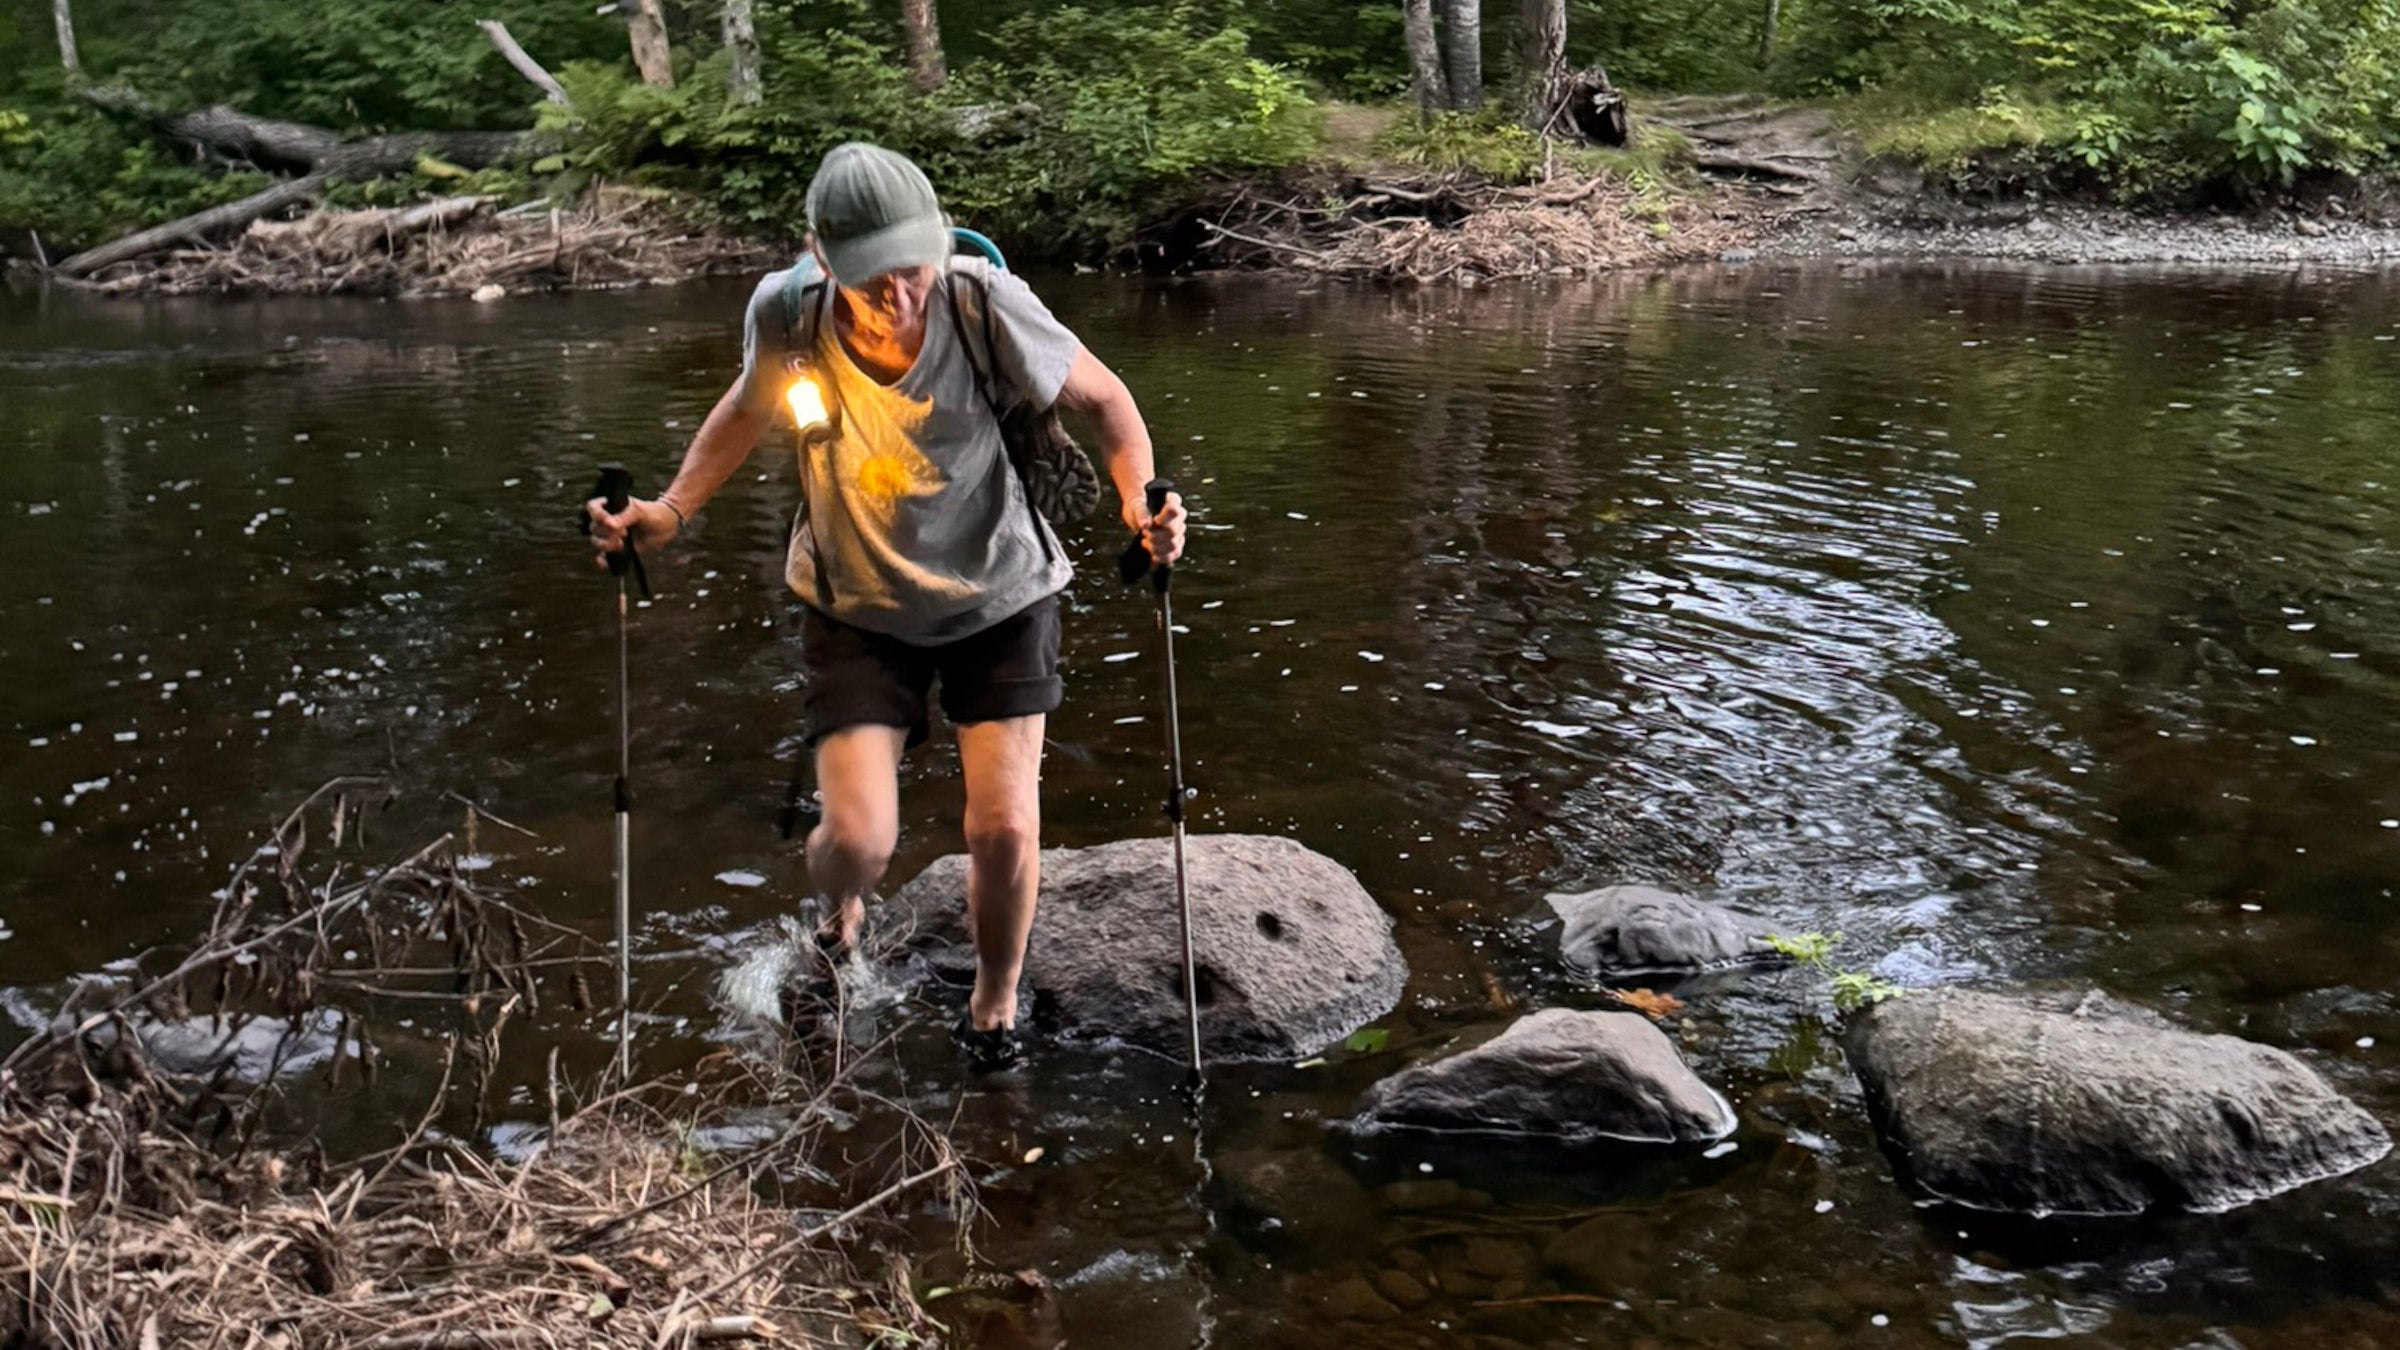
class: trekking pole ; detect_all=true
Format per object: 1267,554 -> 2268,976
584,463 -> 649,1078
1120,478 -> 1201,1096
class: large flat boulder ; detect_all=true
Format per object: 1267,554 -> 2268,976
885,834 -> 1404,1061
1848,988 -> 2392,1215
1352,1008 -> 1736,1145
1546,884 -> 1783,975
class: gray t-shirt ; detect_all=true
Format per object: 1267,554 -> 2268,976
733,257 -> 1079,644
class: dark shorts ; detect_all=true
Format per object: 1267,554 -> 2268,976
801,596 -> 1063,747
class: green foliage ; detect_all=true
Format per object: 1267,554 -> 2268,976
0,95 -> 268,251
1568,0 -> 1768,92
1564,123 -> 1696,199
1374,109 -> 1543,182
527,4 -> 1318,253
1831,971 -> 1905,1014
1,0 -> 624,131
1342,1026 -> 1391,1054
1764,931 -> 1905,1018
949,5 -> 1320,249
1761,930 -> 1837,965
1779,0 -> 2400,196
1838,86 -> 2078,168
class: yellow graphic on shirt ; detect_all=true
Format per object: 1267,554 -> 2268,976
814,339 -> 939,514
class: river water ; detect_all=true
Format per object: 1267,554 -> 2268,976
6,263 -> 2400,1347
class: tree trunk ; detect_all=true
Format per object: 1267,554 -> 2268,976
1514,0 -> 1568,131
1758,0 -> 1781,66
721,0 -> 762,105
1402,0 -> 1449,117
1441,0 -> 1483,110
52,0 -> 78,71
901,0 -> 947,92
626,0 -> 675,89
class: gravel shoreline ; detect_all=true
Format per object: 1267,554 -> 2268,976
1762,200 -> 2400,267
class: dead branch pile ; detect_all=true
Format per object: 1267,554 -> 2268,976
1189,171 -> 1767,282
0,781 -> 967,1348
70,191 -> 777,299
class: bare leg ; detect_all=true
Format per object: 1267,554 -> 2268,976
806,724 -> 906,948
956,714 -> 1045,1031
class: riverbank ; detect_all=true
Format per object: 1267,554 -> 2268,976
24,95 -> 2400,299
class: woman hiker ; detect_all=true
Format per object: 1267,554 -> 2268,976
584,142 -> 1186,1068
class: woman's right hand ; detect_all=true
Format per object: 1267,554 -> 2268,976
584,496 -> 682,566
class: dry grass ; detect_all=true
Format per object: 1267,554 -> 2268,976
0,781 -> 970,1349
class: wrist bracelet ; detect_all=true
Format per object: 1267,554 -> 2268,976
660,498 -> 688,530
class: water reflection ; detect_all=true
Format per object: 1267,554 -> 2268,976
6,263 -> 2400,1347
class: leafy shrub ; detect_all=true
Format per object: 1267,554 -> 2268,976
1374,109 -> 1543,181
1569,0 -> 1771,92
947,5 -> 1321,249
0,96 -> 268,252
532,4 -> 1317,255
1779,0 -> 2400,196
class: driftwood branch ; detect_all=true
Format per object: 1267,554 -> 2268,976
477,20 -> 568,105
59,89 -> 533,277
57,171 -> 334,277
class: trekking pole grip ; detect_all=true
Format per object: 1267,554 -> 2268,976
592,463 -> 635,580
1145,478 -> 1174,592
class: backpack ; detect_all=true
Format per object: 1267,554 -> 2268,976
778,233 -> 1103,531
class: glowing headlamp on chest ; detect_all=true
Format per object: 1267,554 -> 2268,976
784,367 -> 838,445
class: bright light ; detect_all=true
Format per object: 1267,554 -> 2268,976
785,373 -> 831,432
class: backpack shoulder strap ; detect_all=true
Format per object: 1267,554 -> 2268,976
780,256 -> 829,362
943,260 -> 1012,416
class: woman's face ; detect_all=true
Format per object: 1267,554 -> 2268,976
835,263 -> 940,344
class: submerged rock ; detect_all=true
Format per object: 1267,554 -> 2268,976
1847,988 -> 2393,1215
132,1008 -> 354,1082
1352,1008 -> 1736,1145
1214,1147 -> 1378,1251
1546,884 -> 1783,975
885,834 -> 1405,1060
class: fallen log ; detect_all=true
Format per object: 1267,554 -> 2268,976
58,88 -> 533,277
58,170 -> 334,278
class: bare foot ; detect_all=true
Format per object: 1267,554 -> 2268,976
813,894 -> 866,955
967,985 -> 1017,1033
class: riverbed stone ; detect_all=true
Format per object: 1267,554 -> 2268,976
1847,988 -> 2393,1215
1545,884 -> 1784,975
884,834 -> 1406,1060
1214,1147 -> 1377,1251
1311,1274 -> 1401,1322
1374,1268 -> 1434,1310
1353,1009 -> 1737,1145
